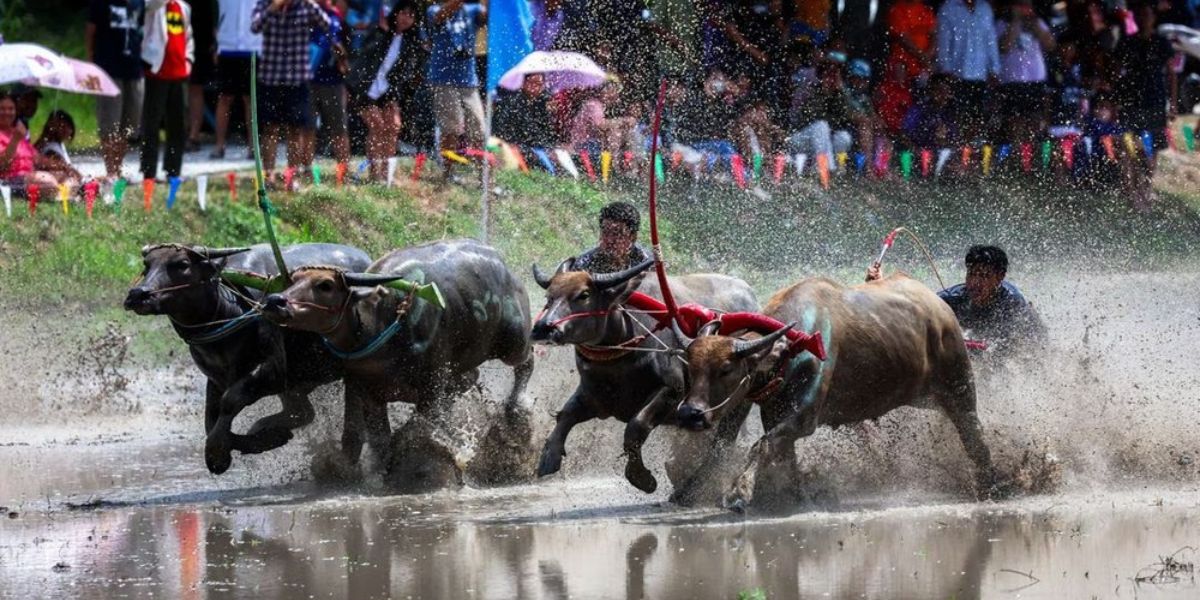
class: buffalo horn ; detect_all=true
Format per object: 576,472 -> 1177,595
732,324 -> 794,359
532,264 -> 553,289
696,319 -> 722,338
189,245 -> 251,260
591,258 -> 655,290
671,319 -> 694,346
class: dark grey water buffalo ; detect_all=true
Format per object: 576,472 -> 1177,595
674,273 -> 1004,512
124,243 -> 371,474
530,258 -> 759,500
261,239 -> 534,488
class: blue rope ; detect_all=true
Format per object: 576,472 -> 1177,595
322,318 -> 404,360
183,311 -> 263,345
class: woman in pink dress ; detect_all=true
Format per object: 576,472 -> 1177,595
0,92 -> 59,194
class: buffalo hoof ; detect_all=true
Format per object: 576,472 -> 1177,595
386,420 -> 463,494
311,445 -> 363,484
235,428 -> 294,455
536,445 -> 564,478
723,495 -> 748,515
981,476 -> 1017,502
205,436 -> 234,475
625,462 -> 658,494
466,407 -> 538,487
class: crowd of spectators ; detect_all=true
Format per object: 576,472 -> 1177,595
493,0 -> 1197,210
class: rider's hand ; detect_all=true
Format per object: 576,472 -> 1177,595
865,264 -> 882,282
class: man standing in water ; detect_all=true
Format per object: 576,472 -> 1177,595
573,201 -> 650,274
868,245 -> 1046,353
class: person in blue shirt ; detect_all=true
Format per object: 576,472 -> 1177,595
868,245 -> 1046,355
424,0 -> 485,181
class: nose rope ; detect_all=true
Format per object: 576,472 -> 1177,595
281,292 -> 354,335
678,371 -> 754,416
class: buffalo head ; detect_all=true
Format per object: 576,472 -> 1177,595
124,244 -> 249,315
674,321 -> 793,431
529,258 -> 654,345
262,267 -> 408,334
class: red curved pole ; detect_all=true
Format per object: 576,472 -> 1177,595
648,79 -> 678,322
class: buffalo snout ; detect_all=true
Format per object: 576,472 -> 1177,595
677,404 -> 711,431
124,287 -> 154,313
530,320 -> 563,344
262,294 -> 291,319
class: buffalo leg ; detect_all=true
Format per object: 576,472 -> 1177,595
938,390 -> 1002,499
503,355 -> 535,412
205,364 -> 285,474
668,401 -> 752,506
723,404 -> 818,513
362,399 -> 393,472
205,380 -> 223,435
536,391 -> 596,477
245,389 -> 316,439
623,389 -> 672,493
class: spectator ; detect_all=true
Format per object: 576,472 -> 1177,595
875,61 -> 915,143
346,0 -> 426,182
708,1 -> 788,116
935,0 -> 1000,141
569,79 -> 641,161
187,0 -> 217,150
86,0 -> 144,179
10,84 -> 40,132
1047,33 -> 1088,136
0,93 -> 59,193
34,110 -> 83,186
141,0 -> 194,182
304,0 -> 352,171
787,60 -> 854,171
791,0 -> 832,47
493,73 -> 555,150
251,0 -> 331,181
424,0 -> 486,180
1114,1 -> 1177,210
845,59 -> 878,160
529,0 -> 564,51
212,0 -> 262,159
344,0 -> 386,51
997,0 -> 1055,145
903,72 -> 959,149
884,0 -> 936,84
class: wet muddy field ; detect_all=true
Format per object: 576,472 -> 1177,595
1,268 -> 1198,598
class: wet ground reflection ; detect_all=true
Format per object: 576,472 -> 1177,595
2,479 -> 1197,599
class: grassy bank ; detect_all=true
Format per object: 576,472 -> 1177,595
3,156 -> 1200,308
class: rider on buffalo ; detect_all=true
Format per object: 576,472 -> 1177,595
574,201 -> 650,274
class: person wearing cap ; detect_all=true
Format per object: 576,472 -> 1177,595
573,201 -> 651,275
866,245 -> 1046,354
845,58 -> 877,164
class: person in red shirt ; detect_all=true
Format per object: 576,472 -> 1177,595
886,0 -> 937,84
140,0 -> 194,181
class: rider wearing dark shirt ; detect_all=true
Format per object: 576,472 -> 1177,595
868,244 -> 1045,354
574,201 -> 650,274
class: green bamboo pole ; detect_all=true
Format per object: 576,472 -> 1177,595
249,54 -> 290,284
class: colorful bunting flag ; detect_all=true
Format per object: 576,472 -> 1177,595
772,154 -> 787,183
920,149 -> 931,177
196,175 -> 208,211
113,178 -> 127,210
0,184 -> 10,218
935,148 -> 952,176
730,154 -> 747,188
27,183 -> 39,215
1020,143 -> 1032,172
412,153 -> 427,181
226,172 -> 237,200
900,151 -> 912,180
59,183 -> 69,215
580,152 -> 596,182
84,181 -> 98,218
386,157 -> 398,187
554,149 -> 580,179
142,179 -> 155,212
167,177 -> 181,209
816,153 -> 830,189
532,147 -> 556,174
600,151 -> 612,183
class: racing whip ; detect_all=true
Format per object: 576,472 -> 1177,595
647,79 -> 679,324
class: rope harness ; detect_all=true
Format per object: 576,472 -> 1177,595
321,292 -> 414,361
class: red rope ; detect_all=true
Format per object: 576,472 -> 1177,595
647,79 -> 678,324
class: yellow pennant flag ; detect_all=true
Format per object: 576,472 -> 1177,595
836,152 -> 848,171
441,150 -> 470,165
600,151 -> 612,183
1122,132 -> 1137,157
59,183 -> 70,215
982,145 -> 993,176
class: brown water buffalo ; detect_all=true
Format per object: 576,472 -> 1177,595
123,243 -> 372,474
261,239 -> 534,489
674,273 -> 1003,512
530,258 -> 759,499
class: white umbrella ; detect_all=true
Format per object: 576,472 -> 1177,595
497,50 -> 608,92
25,57 -> 120,96
0,43 -> 72,86
1159,24 -> 1200,61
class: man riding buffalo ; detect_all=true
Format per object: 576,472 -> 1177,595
262,239 -> 535,490
532,215 -> 760,502
868,245 -> 1046,356
675,272 -> 1005,512
573,201 -> 650,274
124,243 -> 372,474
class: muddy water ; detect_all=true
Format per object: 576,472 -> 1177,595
1,268 -> 1199,598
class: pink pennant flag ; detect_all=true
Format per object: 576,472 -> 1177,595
580,152 -> 596,182
226,172 -> 237,202
411,153 -> 427,181
920,149 -> 932,177
1061,137 -> 1075,169
731,154 -> 747,188
1020,143 -> 1033,172
772,154 -> 787,183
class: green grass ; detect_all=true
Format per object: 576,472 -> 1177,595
2,158 -> 1200,309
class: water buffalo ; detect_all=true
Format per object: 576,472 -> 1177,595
530,258 -> 759,500
124,243 -> 372,474
261,239 -> 534,488
674,273 -> 1003,512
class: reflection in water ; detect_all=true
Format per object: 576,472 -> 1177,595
2,483 -> 1198,599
